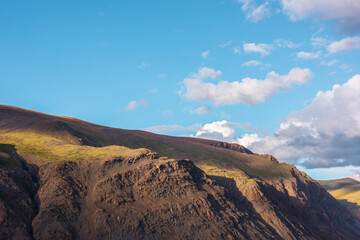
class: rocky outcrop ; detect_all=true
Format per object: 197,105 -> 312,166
209,142 -> 253,154
28,154 -> 281,240
0,148 -> 39,240
1,105 -> 360,239
1,152 -> 359,239
254,153 -> 279,163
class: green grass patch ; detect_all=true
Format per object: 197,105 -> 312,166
0,131 -> 148,163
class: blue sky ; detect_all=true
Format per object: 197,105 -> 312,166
1,0 -> 360,180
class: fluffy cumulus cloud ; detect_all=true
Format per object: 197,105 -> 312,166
238,0 -> 272,22
296,51 -> 321,59
181,67 -> 313,106
243,43 -> 273,56
280,0 -> 360,32
327,37 -> 360,53
194,121 -> 262,146
195,120 -> 236,142
124,100 -> 147,111
240,74 -> 360,168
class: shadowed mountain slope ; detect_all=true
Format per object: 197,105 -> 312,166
1,105 -> 360,240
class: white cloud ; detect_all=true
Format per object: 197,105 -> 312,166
191,107 -> 212,115
149,88 -> 159,93
327,37 -> 360,53
201,50 -> 210,58
194,121 -> 263,147
138,62 -> 150,69
161,109 -> 173,117
241,74 -> 360,168
195,120 -> 235,141
158,74 -> 167,78
320,60 -> 338,66
296,51 -> 321,59
238,0 -> 272,22
124,100 -> 147,111
181,67 -> 313,106
234,46 -> 241,54
242,60 -> 261,67
311,37 -> 328,48
218,41 -> 232,48
274,39 -> 301,48
243,43 -> 273,56
280,0 -> 360,32
197,67 -> 222,79
220,111 -> 231,119
236,133 -> 261,147
341,63 -> 353,72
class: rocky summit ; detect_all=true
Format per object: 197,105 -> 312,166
1,105 -> 360,240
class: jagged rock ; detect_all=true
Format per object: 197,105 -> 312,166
1,105 -> 360,240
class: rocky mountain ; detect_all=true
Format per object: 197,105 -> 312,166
1,105 -> 360,240
319,178 -> 360,218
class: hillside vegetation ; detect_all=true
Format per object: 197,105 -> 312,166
319,178 -> 360,216
1,105 -> 360,240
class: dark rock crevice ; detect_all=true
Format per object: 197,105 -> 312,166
0,144 -> 40,240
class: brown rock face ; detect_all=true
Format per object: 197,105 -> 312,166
1,105 -> 360,240
30,155 -> 282,240
1,152 -> 359,240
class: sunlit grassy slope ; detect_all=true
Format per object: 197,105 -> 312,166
0,130 -> 148,163
69,124 -> 293,178
0,127 -> 292,178
319,178 -> 360,212
0,105 -> 294,178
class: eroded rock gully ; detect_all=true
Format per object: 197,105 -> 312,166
1,152 -> 360,240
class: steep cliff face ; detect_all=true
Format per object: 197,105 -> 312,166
1,151 -> 280,240
1,105 -> 360,240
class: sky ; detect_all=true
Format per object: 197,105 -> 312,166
1,0 -> 360,180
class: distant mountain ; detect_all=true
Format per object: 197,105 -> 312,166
350,174 -> 360,183
319,178 -> 360,218
1,105 -> 360,240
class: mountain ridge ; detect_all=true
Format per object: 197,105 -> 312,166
1,105 -> 360,239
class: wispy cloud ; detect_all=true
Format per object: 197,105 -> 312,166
320,60 -> 338,66
161,109 -> 174,117
149,88 -> 159,94
274,39 -> 301,48
311,37 -> 328,48
124,100 -> 148,111
238,0 -> 272,23
191,107 -> 212,115
242,60 -> 261,67
218,40 -> 232,48
201,50 -> 210,58
138,62 -> 150,69
233,46 -> 241,54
